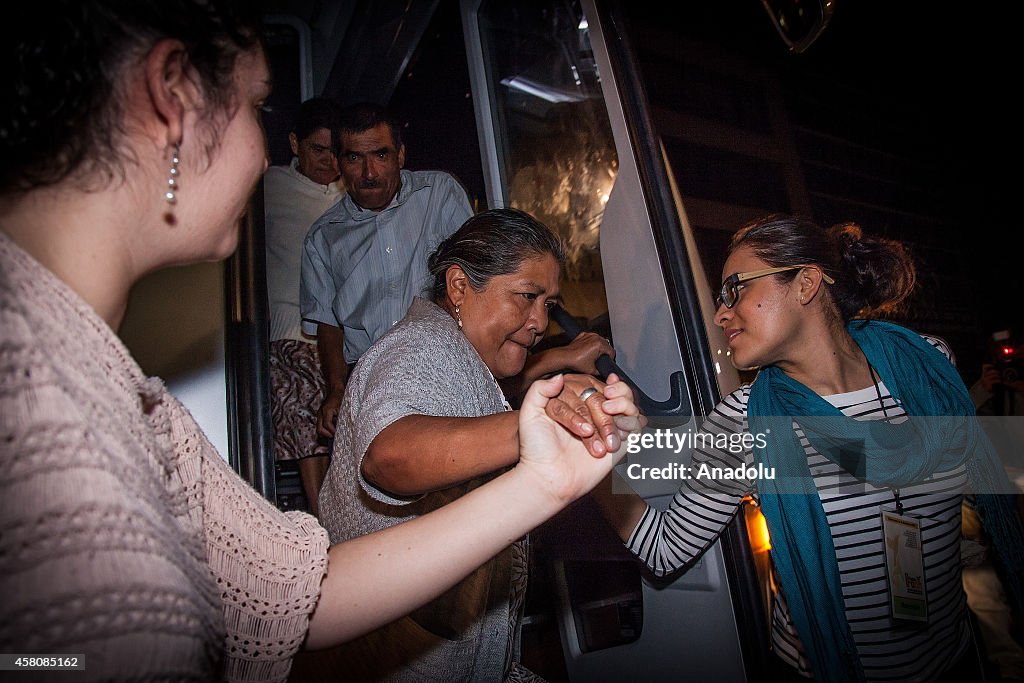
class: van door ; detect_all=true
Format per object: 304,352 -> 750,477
462,0 -> 770,680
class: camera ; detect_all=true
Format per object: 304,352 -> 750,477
990,330 -> 1024,385
987,330 -> 1023,416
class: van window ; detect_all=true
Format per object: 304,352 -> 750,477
477,0 -> 615,323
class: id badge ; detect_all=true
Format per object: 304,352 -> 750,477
880,509 -> 928,623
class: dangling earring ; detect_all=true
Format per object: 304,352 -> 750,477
163,143 -> 180,225
455,305 -> 463,329
165,143 -> 180,204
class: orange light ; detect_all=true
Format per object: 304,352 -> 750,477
743,498 -> 772,552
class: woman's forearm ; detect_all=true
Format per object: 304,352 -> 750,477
361,412 -> 520,496
305,463 -> 563,649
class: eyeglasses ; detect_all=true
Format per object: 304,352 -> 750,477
715,265 -> 835,309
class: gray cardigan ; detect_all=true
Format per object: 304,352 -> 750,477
318,297 -> 519,683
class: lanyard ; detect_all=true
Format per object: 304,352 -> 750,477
867,361 -> 903,515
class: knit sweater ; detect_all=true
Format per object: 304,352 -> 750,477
0,232 -> 330,682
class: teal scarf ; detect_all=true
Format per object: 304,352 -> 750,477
747,320 -> 1024,682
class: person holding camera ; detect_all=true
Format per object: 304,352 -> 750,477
964,330 -> 1024,681
971,331 -> 1024,417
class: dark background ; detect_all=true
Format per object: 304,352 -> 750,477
682,0 -> 1018,331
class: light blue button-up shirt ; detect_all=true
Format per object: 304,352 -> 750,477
300,169 -> 473,363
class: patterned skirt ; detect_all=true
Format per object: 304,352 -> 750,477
269,339 -> 331,461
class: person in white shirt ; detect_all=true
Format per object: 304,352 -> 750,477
264,97 -> 344,517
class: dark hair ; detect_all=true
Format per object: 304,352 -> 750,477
728,214 -> 916,322
0,0 -> 263,195
336,102 -> 402,154
427,208 -> 566,303
292,97 -> 342,143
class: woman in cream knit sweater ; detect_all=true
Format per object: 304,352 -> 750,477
0,2 -> 639,681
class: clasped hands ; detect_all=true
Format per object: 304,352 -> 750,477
546,373 -> 640,457
515,372 -> 644,505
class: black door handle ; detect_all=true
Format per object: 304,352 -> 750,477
550,305 -> 689,418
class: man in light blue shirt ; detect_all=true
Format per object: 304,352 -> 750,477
300,103 -> 473,437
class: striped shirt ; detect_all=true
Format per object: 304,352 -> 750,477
627,337 -> 971,680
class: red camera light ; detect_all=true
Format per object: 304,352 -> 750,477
1002,346 -> 1015,357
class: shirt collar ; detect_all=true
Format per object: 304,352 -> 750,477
339,169 -> 431,221
286,157 -> 344,195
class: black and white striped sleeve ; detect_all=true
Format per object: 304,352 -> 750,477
626,386 -> 756,576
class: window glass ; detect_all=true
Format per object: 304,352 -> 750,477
478,0 -> 616,324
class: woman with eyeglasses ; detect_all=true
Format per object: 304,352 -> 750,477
593,214 -> 1023,682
